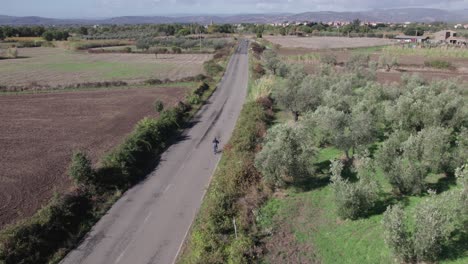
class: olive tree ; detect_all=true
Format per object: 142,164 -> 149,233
309,106 -> 376,159
272,65 -> 308,121
378,54 -> 399,72
255,124 -> 316,188
376,127 -> 451,195
330,158 -> 380,220
382,205 -> 414,263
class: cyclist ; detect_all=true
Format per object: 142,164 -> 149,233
212,137 -> 220,154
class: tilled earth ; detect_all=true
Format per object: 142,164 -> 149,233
0,87 -> 187,229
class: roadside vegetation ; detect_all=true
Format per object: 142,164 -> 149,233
0,41 -> 237,264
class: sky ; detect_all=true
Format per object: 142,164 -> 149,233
2,0 -> 468,18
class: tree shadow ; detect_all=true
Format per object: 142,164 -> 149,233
0,56 -> 30,60
366,193 -> 410,218
426,174 -> 457,194
290,159 -> 333,192
439,229 -> 468,262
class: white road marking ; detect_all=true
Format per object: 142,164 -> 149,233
143,212 -> 153,224
164,184 -> 174,194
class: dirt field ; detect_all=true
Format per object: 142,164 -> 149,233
265,36 -> 394,50
0,86 -> 187,229
0,47 -> 212,87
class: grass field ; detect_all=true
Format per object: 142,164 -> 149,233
0,47 -> 212,87
258,145 -> 467,264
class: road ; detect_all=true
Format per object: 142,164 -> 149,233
60,40 -> 250,264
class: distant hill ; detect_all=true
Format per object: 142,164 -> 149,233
1,8 -> 468,25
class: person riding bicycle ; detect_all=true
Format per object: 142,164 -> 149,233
212,137 -> 220,154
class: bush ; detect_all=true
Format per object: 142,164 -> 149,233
320,53 -> 337,65
330,159 -> 380,220
5,47 -> 18,58
204,60 -> 223,76
172,46 -> 182,54
153,100 -> 164,113
69,152 -> 94,186
0,190 -> 92,264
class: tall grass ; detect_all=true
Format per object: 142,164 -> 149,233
248,75 -> 276,102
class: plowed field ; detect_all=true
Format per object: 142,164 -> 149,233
0,86 -> 187,228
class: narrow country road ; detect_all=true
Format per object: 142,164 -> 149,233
60,40 -> 250,264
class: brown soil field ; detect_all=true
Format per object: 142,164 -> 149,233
0,47 -> 212,87
0,87 -> 187,229
265,36 -> 394,50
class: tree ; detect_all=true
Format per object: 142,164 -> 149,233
330,158 -> 380,220
136,38 -> 150,50
404,26 -> 425,36
378,54 -> 399,72
272,64 -> 308,121
255,124 -> 316,187
382,205 -> 414,263
42,31 -> 54,41
0,27 -> 4,40
69,152 -> 94,186
79,26 -> 88,35
309,106 -> 376,159
263,50 -> 281,75
376,127 -> 451,195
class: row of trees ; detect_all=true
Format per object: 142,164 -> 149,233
135,36 -> 228,51
254,48 -> 467,262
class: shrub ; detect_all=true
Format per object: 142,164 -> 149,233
346,53 -> 370,72
145,78 -> 163,85
320,53 -> 337,65
153,100 -> 164,113
69,152 -> 94,186
330,158 -> 380,220
0,190 -> 92,264
172,46 -> 182,54
5,47 -> 18,58
204,60 -> 223,76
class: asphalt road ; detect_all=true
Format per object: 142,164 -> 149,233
60,40 -> 250,264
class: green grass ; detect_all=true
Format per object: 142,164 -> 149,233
258,148 -> 468,264
383,46 -> 468,58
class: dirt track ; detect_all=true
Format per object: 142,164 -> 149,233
0,87 -> 187,229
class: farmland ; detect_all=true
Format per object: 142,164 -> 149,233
264,36 -> 394,50
0,86 -> 188,229
272,37 -> 468,84
0,47 -> 212,87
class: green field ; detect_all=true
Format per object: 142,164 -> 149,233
0,47 -> 212,87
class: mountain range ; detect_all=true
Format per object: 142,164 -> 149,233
1,8 -> 468,25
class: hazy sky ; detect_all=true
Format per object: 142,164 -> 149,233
3,0 -> 468,18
